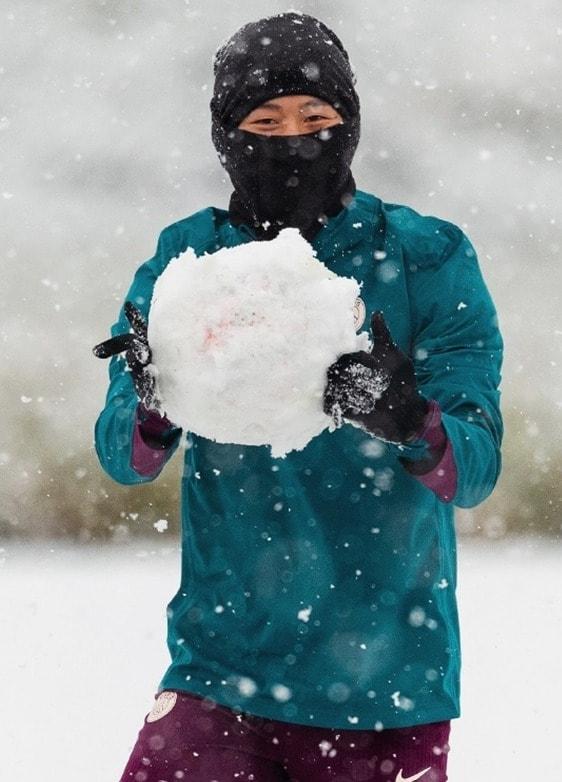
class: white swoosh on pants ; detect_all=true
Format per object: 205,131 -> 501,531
395,766 -> 432,782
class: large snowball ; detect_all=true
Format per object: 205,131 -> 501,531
148,228 -> 371,458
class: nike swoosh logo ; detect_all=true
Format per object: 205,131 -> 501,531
395,767 -> 432,782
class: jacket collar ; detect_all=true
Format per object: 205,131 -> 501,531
214,189 -> 382,261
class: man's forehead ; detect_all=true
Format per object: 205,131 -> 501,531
252,97 -> 332,111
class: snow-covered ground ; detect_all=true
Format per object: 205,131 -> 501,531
2,536 -> 561,781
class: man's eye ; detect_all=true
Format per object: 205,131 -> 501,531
305,115 -> 331,122
252,118 -> 276,124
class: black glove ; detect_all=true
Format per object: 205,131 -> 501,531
323,310 -> 429,444
93,301 -> 161,412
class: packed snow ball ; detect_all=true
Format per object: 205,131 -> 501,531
148,228 -> 371,457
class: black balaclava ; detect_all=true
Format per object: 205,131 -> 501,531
210,12 -> 361,242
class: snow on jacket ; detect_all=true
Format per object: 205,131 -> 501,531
94,189 -> 503,730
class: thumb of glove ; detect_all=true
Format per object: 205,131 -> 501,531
370,311 -> 396,353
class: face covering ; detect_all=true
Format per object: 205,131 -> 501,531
218,113 -> 361,242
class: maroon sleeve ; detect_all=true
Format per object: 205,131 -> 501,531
131,403 -> 181,477
400,399 -> 458,503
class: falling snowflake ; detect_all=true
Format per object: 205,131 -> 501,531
391,691 -> 415,711
271,683 -> 292,702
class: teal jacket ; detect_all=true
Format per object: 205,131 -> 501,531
94,189 -> 503,730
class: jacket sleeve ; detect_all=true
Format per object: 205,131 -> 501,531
389,228 -> 504,508
94,228 -> 183,485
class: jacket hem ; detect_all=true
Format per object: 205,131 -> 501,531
156,671 -> 460,731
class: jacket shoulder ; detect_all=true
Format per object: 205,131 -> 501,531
382,201 -> 465,269
158,206 -> 222,260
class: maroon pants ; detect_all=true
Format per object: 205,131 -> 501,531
119,689 -> 451,782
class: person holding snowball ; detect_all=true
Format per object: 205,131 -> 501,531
94,12 -> 503,782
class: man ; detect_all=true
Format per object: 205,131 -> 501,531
94,12 -> 503,781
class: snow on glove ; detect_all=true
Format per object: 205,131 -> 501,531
92,301 -> 161,412
323,310 -> 430,444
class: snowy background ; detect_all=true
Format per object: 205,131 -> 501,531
1,2 -> 561,779
1,0 -> 560,540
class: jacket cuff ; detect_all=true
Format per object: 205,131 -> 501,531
409,398 -> 445,447
131,403 -> 181,476
137,402 -> 178,445
410,438 -> 458,503
398,399 -> 458,503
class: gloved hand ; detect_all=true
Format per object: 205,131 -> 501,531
93,301 -> 161,412
323,310 -> 429,444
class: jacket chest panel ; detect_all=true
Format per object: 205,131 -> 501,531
325,240 -> 412,355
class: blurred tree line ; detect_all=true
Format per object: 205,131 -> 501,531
1,405 -> 559,542
1,1 -> 560,542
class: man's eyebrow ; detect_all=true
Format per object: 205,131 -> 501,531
252,99 -> 332,111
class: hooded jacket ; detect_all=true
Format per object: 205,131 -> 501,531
94,189 -> 503,730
